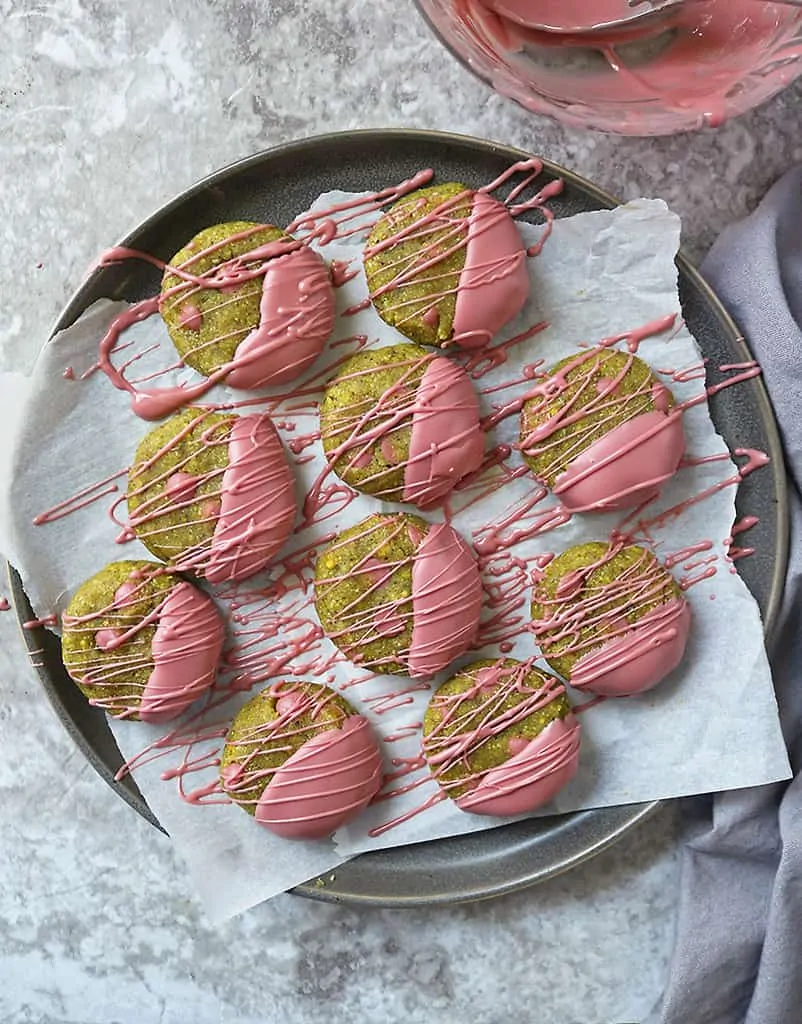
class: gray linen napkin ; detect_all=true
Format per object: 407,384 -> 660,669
649,167 -> 802,1024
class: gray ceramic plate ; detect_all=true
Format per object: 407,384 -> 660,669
9,129 -> 788,906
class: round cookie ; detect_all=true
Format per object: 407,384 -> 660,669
423,659 -> 581,816
160,221 -> 336,389
314,512 -> 482,678
531,541 -> 691,697
219,681 -> 383,839
319,343 -> 484,508
520,347 -> 685,512
364,182 -> 529,350
61,560 -> 224,722
127,407 -> 296,583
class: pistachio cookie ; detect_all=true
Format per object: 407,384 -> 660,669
364,182 -> 528,350
319,343 -> 484,508
160,221 -> 336,389
531,541 -> 691,697
520,348 -> 685,512
61,560 -> 224,722
127,407 -> 296,583
314,513 -> 482,678
219,682 -> 383,840
423,659 -> 580,817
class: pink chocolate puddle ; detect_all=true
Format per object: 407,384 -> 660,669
553,408 -> 685,512
225,244 -> 336,389
204,413 -> 297,584
255,716 -> 383,839
451,192 -> 529,349
403,357 -> 484,507
139,582 -> 224,723
408,523 -> 483,678
570,596 -> 691,697
455,713 -> 581,816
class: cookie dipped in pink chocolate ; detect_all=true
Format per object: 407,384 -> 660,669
520,347 -> 685,512
220,682 -> 383,840
319,342 -> 484,509
127,407 -> 296,583
364,181 -> 529,350
423,659 -> 580,816
314,512 -> 483,679
161,221 -> 335,390
531,541 -> 691,697
61,560 -> 224,722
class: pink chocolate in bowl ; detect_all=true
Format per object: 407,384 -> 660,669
483,0 -> 661,32
414,0 -> 802,135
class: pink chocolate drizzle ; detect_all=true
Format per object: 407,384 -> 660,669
315,515 -> 482,679
520,326 -> 686,512
357,158 -> 560,348
532,542 -> 691,697
27,159 -> 773,840
206,413 -> 296,582
570,597 -> 691,697
124,410 -> 296,583
404,357 -> 486,505
62,566 -> 224,721
318,346 -> 484,509
450,191 -> 529,348
220,682 -> 383,840
408,523 -> 484,678
423,659 -> 580,816
97,231 -> 335,421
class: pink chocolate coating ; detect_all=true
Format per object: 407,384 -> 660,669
225,244 -> 336,389
553,409 -> 686,512
408,523 -> 483,678
570,597 -> 691,697
205,413 -> 296,584
451,192 -> 529,349
139,581 -> 224,723
254,716 -> 383,839
455,713 -> 581,816
403,357 -> 485,507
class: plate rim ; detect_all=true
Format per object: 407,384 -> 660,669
9,128 -> 789,906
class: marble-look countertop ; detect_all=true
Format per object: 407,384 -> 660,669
0,2 -> 798,1022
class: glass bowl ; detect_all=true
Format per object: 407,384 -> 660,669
414,0 -> 802,135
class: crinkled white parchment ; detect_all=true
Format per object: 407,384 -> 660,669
0,196 -> 790,922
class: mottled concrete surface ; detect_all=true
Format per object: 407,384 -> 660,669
1,0 -> 798,1020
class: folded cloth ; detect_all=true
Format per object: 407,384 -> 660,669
649,167 -> 802,1024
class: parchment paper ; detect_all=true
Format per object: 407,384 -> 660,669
0,195 -> 790,921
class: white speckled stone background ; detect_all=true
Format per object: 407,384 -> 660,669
0,2 -> 798,1021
